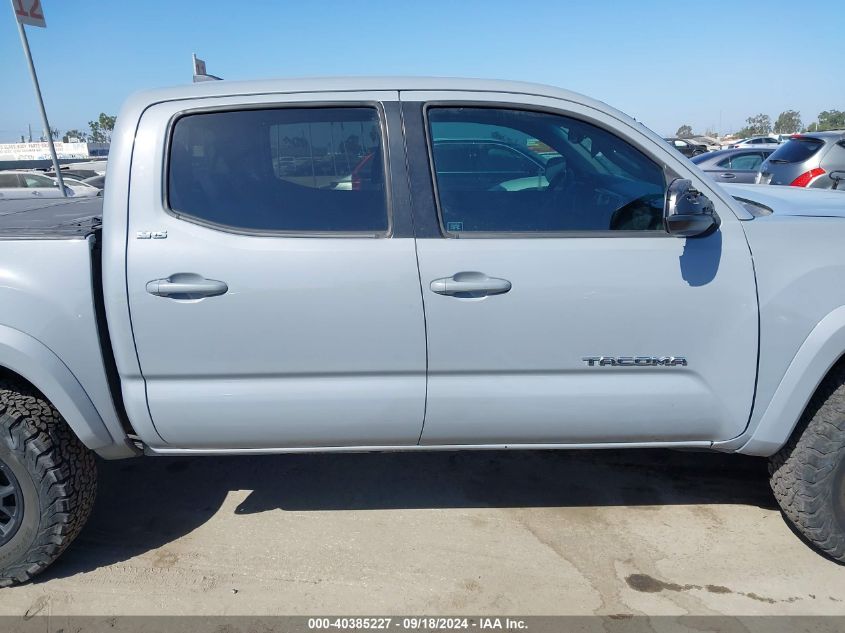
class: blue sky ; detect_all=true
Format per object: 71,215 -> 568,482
2,0 -> 842,142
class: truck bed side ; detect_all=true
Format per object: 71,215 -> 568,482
0,198 -> 134,458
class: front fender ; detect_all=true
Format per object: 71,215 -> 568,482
0,324 -> 114,451
738,305 -> 845,456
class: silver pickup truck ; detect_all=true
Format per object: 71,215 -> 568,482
1,78 -> 845,585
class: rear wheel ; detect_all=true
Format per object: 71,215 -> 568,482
0,460 -> 23,548
769,366 -> 845,562
0,379 -> 97,586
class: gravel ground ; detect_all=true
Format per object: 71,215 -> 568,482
1,449 -> 843,617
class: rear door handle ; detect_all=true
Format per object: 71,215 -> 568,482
430,272 -> 512,298
146,273 -> 228,299
720,172 -> 737,179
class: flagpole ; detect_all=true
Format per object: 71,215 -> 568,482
14,14 -> 66,196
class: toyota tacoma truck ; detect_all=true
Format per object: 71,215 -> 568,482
1,78 -> 845,585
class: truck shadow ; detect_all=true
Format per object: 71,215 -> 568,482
37,448 -> 777,583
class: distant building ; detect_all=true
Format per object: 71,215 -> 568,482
0,141 -> 109,161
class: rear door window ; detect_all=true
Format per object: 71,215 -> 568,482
168,106 -> 389,234
768,138 -> 826,163
728,153 -> 765,170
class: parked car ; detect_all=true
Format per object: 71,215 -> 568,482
729,136 -> 780,149
757,131 -> 845,189
62,160 -> 107,175
664,137 -> 708,157
82,174 -> 106,189
0,170 -> 75,199
334,139 -> 550,191
688,136 -> 722,152
46,169 -> 101,181
3,77 -> 845,586
55,177 -> 102,197
691,148 -> 775,183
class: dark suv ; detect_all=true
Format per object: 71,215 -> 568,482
664,137 -> 708,158
757,131 -> 845,189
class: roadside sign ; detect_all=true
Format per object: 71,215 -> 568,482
12,0 -> 45,28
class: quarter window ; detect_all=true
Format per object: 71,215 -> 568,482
168,107 -> 388,233
426,107 -> 666,234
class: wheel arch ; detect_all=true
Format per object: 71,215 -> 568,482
0,324 -> 116,452
738,305 -> 845,456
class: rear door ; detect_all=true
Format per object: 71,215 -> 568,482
401,91 -> 759,446
707,151 -> 769,184
125,92 -> 427,449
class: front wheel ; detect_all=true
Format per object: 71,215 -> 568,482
0,379 -> 97,586
769,366 -> 845,562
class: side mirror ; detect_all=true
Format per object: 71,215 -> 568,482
664,179 -> 718,237
829,171 -> 845,190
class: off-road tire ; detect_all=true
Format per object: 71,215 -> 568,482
0,379 -> 97,586
769,365 -> 845,562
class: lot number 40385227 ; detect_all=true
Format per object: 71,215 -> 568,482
12,0 -> 47,28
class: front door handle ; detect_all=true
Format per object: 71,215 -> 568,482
146,273 -> 228,299
719,172 -> 737,179
430,271 -> 512,298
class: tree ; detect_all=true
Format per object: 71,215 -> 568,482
737,113 -> 772,137
88,120 -> 103,142
98,112 -> 116,137
809,109 -> 845,132
675,124 -> 693,138
63,129 -> 88,143
774,110 -> 802,134
88,112 -> 117,143
50,127 -> 60,140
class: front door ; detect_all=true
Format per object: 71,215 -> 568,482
402,93 -> 759,445
20,172 -> 62,198
126,93 -> 427,448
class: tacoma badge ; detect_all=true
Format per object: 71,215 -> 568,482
582,356 -> 688,367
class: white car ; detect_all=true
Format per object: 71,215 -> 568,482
0,170 -> 75,200
729,136 -> 781,149
56,177 -> 102,198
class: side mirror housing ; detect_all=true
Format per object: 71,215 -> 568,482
664,179 -> 718,237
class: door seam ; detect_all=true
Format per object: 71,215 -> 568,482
400,99 -> 430,445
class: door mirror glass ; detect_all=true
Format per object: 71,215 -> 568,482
664,179 -> 718,237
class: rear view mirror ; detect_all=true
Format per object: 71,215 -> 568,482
664,179 -> 718,237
